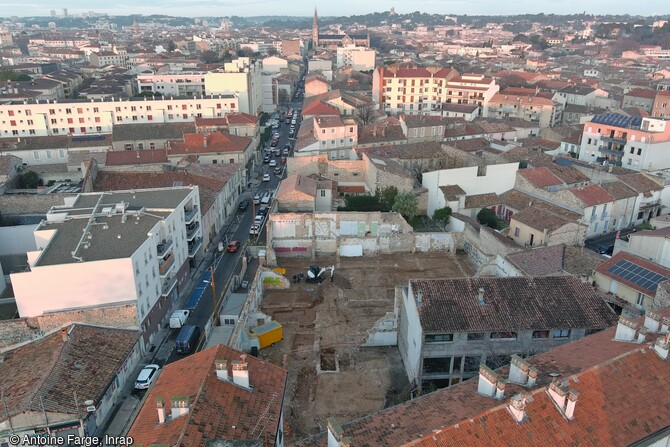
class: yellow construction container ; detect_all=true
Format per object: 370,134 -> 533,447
251,320 -> 283,349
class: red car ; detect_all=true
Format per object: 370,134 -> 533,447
227,241 -> 240,253
280,156 -> 287,164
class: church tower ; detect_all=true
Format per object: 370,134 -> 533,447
312,7 -> 319,49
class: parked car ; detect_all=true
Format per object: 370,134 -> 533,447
259,205 -> 269,215
249,224 -> 260,235
269,159 -> 277,167
255,215 -> 264,226
282,148 -> 289,156
253,193 -> 261,205
597,244 -> 614,255
263,173 -> 271,182
270,139 -> 278,147
135,364 -> 160,390
238,199 -> 250,211
175,325 -> 201,355
227,240 -> 240,253
263,156 -> 270,163
274,167 -> 282,175
289,130 -> 295,138
284,143 -> 291,150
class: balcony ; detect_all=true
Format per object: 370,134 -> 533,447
596,157 -> 622,167
159,252 -> 175,277
161,276 -> 177,297
598,146 -> 624,156
188,237 -> 202,257
186,221 -> 200,240
156,239 -> 174,258
184,205 -> 198,224
640,200 -> 661,210
601,135 -> 627,145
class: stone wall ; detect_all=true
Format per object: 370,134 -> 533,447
0,318 -> 41,349
287,155 -> 367,185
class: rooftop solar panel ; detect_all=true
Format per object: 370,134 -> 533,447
606,258 -> 669,291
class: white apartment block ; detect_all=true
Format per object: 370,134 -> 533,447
579,113 -> 670,171
0,95 -> 239,138
204,57 -> 263,115
294,116 -> 358,159
372,65 -> 499,116
336,45 -> 376,71
10,187 -> 203,348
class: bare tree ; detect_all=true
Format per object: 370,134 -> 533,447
354,105 -> 376,126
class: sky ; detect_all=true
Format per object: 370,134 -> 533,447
1,0 -> 668,18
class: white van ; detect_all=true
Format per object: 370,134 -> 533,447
260,192 -> 272,205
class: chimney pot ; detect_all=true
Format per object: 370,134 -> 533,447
495,379 -> 506,400
231,357 -> 250,389
170,396 -> 190,419
644,311 -> 662,333
548,380 -> 568,410
565,389 -> 579,420
509,354 -> 531,385
527,367 -> 539,387
637,326 -> 648,343
477,364 -> 500,398
654,336 -> 670,360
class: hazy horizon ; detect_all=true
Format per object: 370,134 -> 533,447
1,0 -> 668,19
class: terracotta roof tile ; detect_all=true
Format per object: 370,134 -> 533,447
1,324 -> 139,420
128,344 -> 287,447
464,193 -> 499,208
511,205 -> 577,232
568,184 -> 615,207
105,149 -> 168,166
617,173 -> 663,194
168,131 -> 251,155
518,167 -> 563,188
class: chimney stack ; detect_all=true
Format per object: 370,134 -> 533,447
60,327 -> 68,342
231,354 -> 250,389
509,354 -> 534,385
644,311 -> 663,333
215,359 -> 228,381
477,287 -> 485,305
327,417 -> 349,447
637,326 -> 648,343
614,316 -> 637,342
654,334 -> 670,360
170,396 -> 190,419
156,397 -> 166,424
203,134 -> 208,148
508,394 -> 527,423
548,380 -> 579,420
478,364 -> 504,399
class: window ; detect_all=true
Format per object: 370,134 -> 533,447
79,118 -> 85,123
65,108 -> 72,114
33,151 -> 40,160
77,108 -> 83,114
423,357 -> 452,374
463,356 -> 481,372
320,190 -> 326,197
532,330 -> 550,339
46,150 -> 52,159
514,227 -> 520,237
486,354 -> 511,369
490,331 -> 517,340
637,293 -> 645,306
553,329 -> 571,338
59,149 -> 66,158
425,333 -> 453,343
637,148 -> 642,156
67,118 -> 73,124
467,332 -> 485,341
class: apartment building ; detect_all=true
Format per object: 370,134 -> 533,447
578,113 -> 670,171
652,90 -> 670,118
0,95 -> 239,138
398,276 -> 617,389
487,93 -> 560,127
336,45 -> 376,71
10,187 -> 203,349
204,57 -> 263,115
89,49 -> 129,68
372,65 -> 499,116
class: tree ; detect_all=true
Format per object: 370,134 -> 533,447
167,40 -> 177,52
378,186 -> 398,212
477,208 -> 499,230
354,105 -> 376,126
21,171 -> 40,189
432,206 -> 452,229
266,47 -> 279,57
0,69 -> 31,82
237,47 -> 254,58
344,194 -> 381,211
392,192 -> 418,221
200,50 -> 220,64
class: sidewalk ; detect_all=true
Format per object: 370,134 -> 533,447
99,205 -> 243,437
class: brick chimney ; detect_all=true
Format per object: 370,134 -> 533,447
477,364 -> 504,399
231,354 -> 250,389
637,326 -> 648,343
654,334 -> 670,360
508,394 -> 527,423
170,396 -> 190,419
61,327 -> 69,342
509,354 -> 533,385
548,380 -> 579,420
215,359 -> 229,381
156,397 -> 165,424
614,316 -> 637,342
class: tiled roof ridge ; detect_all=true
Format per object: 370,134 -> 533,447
175,379 -> 207,445
26,331 -> 69,413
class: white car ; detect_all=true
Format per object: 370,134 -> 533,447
249,224 -> 260,235
255,215 -> 264,225
135,364 -> 160,390
263,173 -> 271,182
269,160 -> 277,167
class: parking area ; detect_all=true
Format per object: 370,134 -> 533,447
258,252 -> 475,440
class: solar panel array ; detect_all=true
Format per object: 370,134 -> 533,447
591,114 -> 642,129
607,259 -> 669,291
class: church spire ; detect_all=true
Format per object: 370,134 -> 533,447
312,7 -> 319,48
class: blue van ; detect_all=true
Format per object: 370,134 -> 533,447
175,325 -> 201,354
